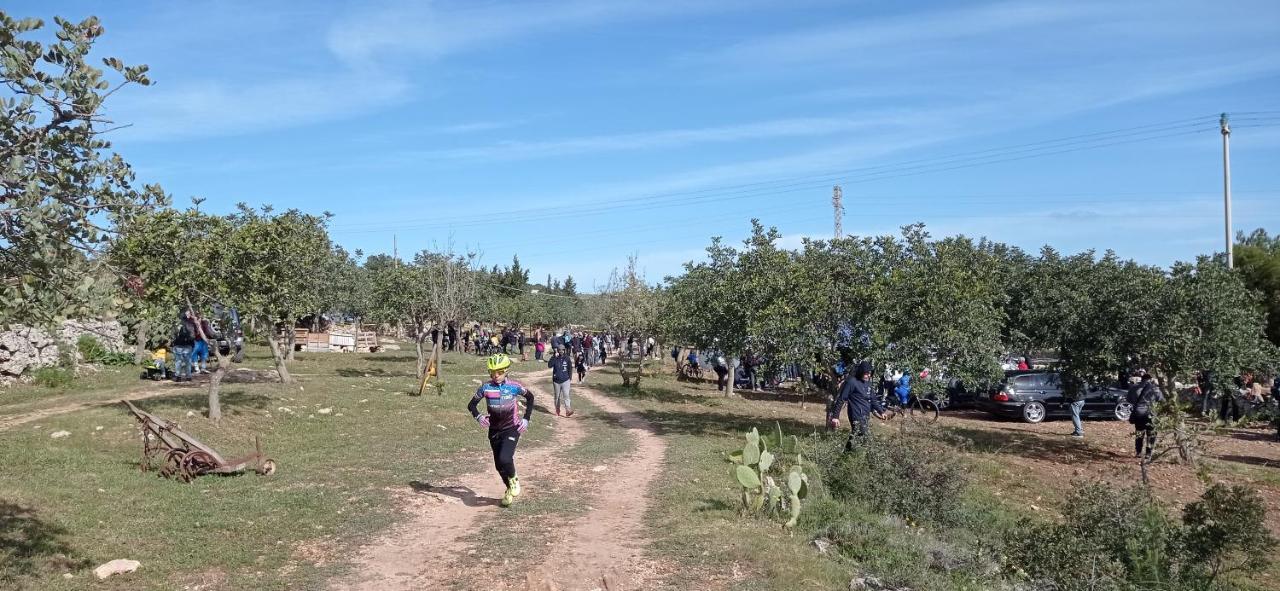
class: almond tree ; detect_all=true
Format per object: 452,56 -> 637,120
601,255 -> 661,386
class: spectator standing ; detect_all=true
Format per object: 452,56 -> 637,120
712,354 -> 729,391
1128,373 -> 1164,459
1066,375 -> 1087,439
171,309 -> 197,382
190,317 -> 210,374
548,349 -> 573,416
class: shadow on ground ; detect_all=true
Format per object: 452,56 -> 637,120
123,389 -> 273,417
1215,454 -> 1278,468
737,388 -> 821,405
408,481 -> 498,507
365,355 -> 420,363
0,501 -> 89,586
594,383 -> 722,407
335,367 -> 416,378
583,403 -> 820,441
942,425 -> 1120,465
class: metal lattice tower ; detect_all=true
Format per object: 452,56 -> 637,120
832,185 -> 844,239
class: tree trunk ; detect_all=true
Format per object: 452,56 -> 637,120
265,331 -> 293,383
414,326 -> 428,379
190,311 -> 227,421
727,356 -> 737,397
208,363 -> 225,421
285,317 -> 297,361
432,335 -> 443,394
133,318 -> 149,364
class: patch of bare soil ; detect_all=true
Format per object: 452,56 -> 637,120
0,382 -> 193,431
338,371 -> 670,591
541,383 -> 669,591
938,410 -> 1280,530
337,370 -> 581,590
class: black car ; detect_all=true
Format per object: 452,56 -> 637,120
978,370 -> 1131,423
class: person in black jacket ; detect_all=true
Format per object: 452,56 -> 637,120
171,308 -> 197,382
829,360 -> 886,450
1127,373 -> 1164,460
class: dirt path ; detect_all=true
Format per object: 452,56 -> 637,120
534,383 -> 668,591
340,374 -> 668,591
0,382 -> 191,431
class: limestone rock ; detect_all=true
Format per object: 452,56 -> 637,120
93,559 -> 140,580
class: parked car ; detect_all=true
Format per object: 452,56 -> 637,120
977,370 -> 1131,423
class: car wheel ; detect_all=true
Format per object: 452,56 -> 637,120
1114,402 -> 1132,421
1022,401 -> 1046,423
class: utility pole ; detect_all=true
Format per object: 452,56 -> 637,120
393,234 -> 399,267
1221,113 -> 1234,269
832,185 -> 844,239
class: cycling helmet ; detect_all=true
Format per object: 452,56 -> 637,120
486,353 -> 512,372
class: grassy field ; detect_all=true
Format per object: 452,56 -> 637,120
5,348 -> 1280,590
584,365 -> 1280,590
0,346 -> 554,590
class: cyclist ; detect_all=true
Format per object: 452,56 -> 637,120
687,349 -> 700,372
467,354 -> 533,507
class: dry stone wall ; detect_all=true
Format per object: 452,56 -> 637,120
0,320 -> 127,385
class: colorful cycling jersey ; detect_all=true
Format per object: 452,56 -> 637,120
468,379 -> 533,430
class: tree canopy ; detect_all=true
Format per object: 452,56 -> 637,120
1,12 -> 166,326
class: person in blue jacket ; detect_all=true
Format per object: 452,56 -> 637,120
894,370 -> 911,406
828,360 -> 886,450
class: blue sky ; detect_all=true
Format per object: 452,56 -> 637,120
15,0 -> 1280,290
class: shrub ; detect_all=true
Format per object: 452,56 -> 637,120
1005,481 -> 1275,591
76,334 -> 134,366
1180,483 -> 1277,586
817,431 -> 971,526
31,366 -> 74,388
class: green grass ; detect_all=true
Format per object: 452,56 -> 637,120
0,366 -> 148,415
0,348 -> 557,590
585,367 -> 853,590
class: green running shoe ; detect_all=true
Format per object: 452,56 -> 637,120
510,476 -> 521,497
500,485 -> 514,507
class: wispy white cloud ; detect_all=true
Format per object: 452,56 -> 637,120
327,0 -> 751,65
406,115 -> 900,162
688,1 -> 1097,68
110,70 -> 412,142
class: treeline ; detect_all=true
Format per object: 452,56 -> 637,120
660,221 -> 1279,396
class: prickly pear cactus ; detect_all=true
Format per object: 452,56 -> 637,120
728,427 -> 809,527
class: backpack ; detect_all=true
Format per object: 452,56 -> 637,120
1128,382 -> 1155,420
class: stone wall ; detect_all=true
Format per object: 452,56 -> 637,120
0,320 -> 128,385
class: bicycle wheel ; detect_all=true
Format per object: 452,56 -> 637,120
910,398 -> 939,423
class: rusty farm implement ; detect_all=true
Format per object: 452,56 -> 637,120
123,400 -> 277,482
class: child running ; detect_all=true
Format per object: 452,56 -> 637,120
467,353 -> 533,507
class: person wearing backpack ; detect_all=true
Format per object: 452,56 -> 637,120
171,308 -> 197,382
1127,373 -> 1164,460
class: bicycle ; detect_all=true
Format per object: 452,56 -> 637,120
680,361 -> 704,380
880,393 -> 940,424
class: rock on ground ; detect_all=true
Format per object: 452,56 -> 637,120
93,559 -> 141,580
